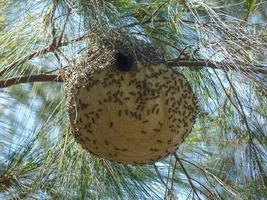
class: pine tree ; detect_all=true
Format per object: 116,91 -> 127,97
0,0 -> 266,199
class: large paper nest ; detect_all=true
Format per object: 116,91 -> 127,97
64,34 -> 197,165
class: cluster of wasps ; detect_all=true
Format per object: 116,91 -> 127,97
64,31 -> 197,165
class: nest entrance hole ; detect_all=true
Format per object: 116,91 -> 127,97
115,52 -> 133,72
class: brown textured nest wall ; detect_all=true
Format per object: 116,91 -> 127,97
64,32 -> 197,164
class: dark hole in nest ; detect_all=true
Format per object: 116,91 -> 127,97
115,52 -> 133,72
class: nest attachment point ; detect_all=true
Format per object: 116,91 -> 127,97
64,35 -> 197,165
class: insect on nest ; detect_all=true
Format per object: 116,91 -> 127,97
64,33 -> 197,165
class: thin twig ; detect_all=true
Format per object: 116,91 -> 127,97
0,35 -> 88,77
223,70 -> 252,135
0,48 -> 50,77
50,0 -> 57,48
180,158 -> 238,197
170,159 -> 178,191
174,153 -> 202,200
153,164 -> 177,200
58,7 -> 72,46
164,157 -> 174,200
132,31 -> 190,58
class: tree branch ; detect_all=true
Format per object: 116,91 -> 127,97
1,58 -> 266,88
167,59 -> 267,75
0,35 -> 88,77
0,74 -> 63,88
0,48 -> 50,77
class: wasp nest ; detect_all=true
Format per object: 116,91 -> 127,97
64,34 -> 197,165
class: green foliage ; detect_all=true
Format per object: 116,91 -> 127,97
0,0 -> 266,199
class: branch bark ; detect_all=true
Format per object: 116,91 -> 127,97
167,59 -> 267,75
0,74 -> 63,88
